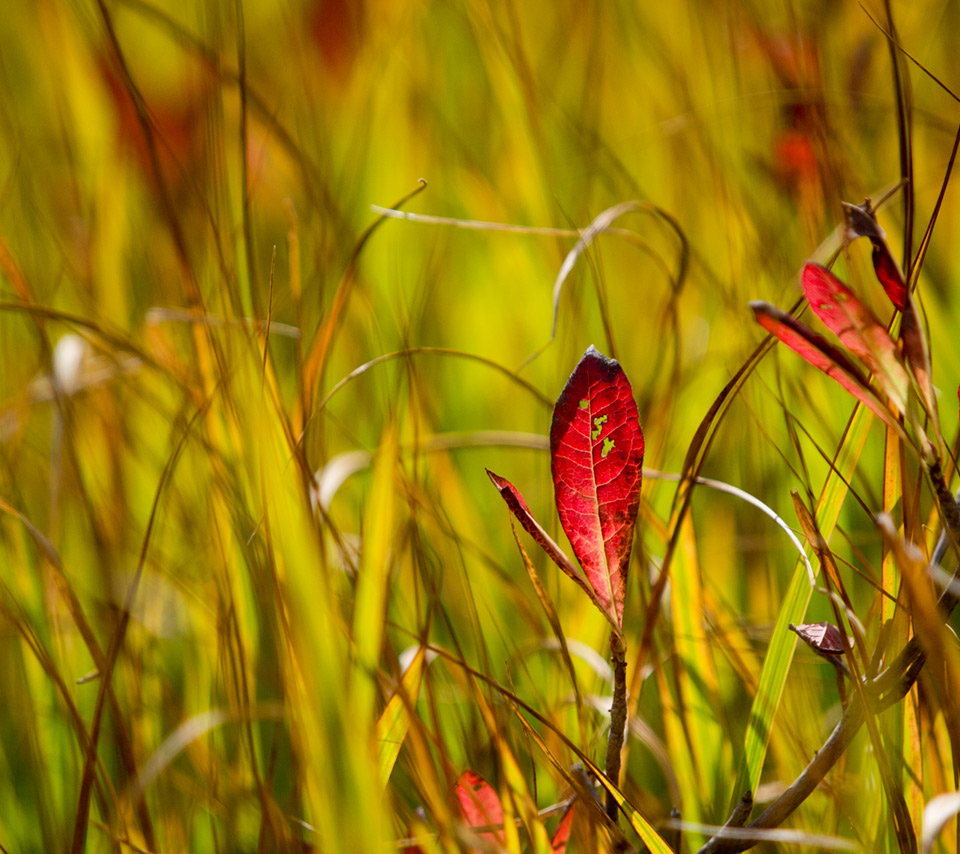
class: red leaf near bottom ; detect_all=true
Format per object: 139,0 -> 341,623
455,770 -> 504,845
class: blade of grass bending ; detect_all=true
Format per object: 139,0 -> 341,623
70,395 -> 209,854
669,512 -> 724,837
505,692 -> 675,854
466,671 -> 552,854
730,404 -> 873,809
509,522 -> 588,748
376,647 -> 427,788
351,424 -> 398,730
429,639 -> 658,850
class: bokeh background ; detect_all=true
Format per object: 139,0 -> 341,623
2,0 -> 960,851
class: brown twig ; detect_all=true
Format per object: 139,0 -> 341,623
605,633 -> 628,821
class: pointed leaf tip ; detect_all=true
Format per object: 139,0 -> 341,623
551,348 -> 643,628
487,468 -> 601,608
843,201 -> 908,311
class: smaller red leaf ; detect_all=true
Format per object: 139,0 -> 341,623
486,469 -> 606,616
751,301 -> 899,429
551,801 -> 576,854
843,201 -> 908,311
789,622 -> 853,657
801,262 -> 909,414
455,770 -> 505,845
551,346 -> 644,628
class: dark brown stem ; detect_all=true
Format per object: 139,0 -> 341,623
605,633 -> 628,821
725,790 -> 754,829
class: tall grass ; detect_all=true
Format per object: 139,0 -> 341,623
1,0 -> 959,851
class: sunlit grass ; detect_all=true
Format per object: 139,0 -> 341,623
2,0 -> 960,851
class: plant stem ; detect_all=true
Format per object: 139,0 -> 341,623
605,632 -> 628,821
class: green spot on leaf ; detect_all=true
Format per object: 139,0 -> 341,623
602,437 -> 615,458
579,398 -> 589,410
592,414 -> 608,440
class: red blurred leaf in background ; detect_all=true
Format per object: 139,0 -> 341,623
551,801 -> 576,854
455,770 -> 504,845
550,346 -> 644,628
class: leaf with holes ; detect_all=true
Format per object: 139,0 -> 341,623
551,346 -> 644,628
455,770 -> 504,846
751,301 -> 901,431
801,262 -> 910,415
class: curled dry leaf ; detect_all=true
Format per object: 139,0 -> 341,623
789,622 -> 853,657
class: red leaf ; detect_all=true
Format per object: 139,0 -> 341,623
551,801 -> 576,854
550,346 -> 644,628
485,470 -> 604,610
750,301 -> 899,429
455,770 -> 504,845
843,203 -> 938,425
800,263 -> 909,414
843,201 -> 908,311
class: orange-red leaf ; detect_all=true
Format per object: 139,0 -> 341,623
751,300 -> 899,429
455,770 -> 504,845
551,801 -> 576,854
801,262 -> 909,414
550,346 -> 644,628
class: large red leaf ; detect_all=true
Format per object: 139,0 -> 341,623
750,301 -> 900,430
550,346 -> 643,628
455,770 -> 504,845
486,469 -> 604,613
800,262 -> 909,415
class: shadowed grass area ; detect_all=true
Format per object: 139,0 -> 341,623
1,0 -> 960,852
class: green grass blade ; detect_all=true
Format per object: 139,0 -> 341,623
731,406 -> 873,807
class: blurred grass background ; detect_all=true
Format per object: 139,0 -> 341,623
2,0 -> 960,851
